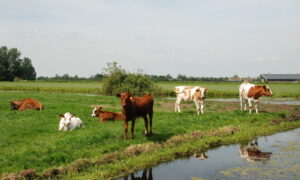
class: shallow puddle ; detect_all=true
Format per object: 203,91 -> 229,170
117,128 -> 300,180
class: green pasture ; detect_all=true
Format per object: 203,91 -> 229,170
0,81 -> 300,99
1,91 -> 300,179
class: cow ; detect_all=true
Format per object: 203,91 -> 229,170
174,86 -> 208,115
239,140 -> 272,162
239,82 -> 273,114
116,92 -> 154,140
123,168 -> 153,180
91,107 -> 124,122
59,112 -> 84,131
10,98 -> 43,111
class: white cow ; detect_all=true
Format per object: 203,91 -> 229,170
59,112 -> 84,131
239,82 -> 273,114
174,86 -> 208,115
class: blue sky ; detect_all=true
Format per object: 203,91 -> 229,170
1,0 -> 299,77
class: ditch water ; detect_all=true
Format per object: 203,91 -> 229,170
207,98 -> 300,105
117,128 -> 300,180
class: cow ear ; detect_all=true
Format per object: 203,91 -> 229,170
72,113 -> 76,117
263,85 -> 267,90
59,114 -> 64,118
99,107 -> 102,110
116,93 -> 121,98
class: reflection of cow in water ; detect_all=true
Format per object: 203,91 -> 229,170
239,140 -> 272,162
194,152 -> 208,160
123,168 -> 153,180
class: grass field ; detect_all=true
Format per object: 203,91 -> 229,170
1,89 -> 300,179
1,81 -> 300,99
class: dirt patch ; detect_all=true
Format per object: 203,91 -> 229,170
124,143 -> 162,157
158,100 -> 300,114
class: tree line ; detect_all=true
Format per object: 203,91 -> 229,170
0,46 -> 36,81
0,46 -> 235,82
36,73 -> 230,82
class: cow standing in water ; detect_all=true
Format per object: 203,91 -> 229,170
174,86 -> 208,115
239,82 -> 273,114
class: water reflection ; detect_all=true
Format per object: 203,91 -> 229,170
194,152 -> 208,160
239,139 -> 272,162
123,168 -> 153,180
117,128 -> 300,180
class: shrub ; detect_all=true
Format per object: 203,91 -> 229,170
102,62 -> 160,96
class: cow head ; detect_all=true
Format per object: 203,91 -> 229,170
262,85 -> 273,97
59,112 -> 75,129
9,100 -> 22,110
195,88 -> 208,100
91,107 -> 102,117
116,92 -> 133,107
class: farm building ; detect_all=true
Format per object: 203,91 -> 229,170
260,74 -> 300,82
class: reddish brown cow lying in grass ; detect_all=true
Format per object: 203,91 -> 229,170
91,107 -> 124,122
10,98 -> 43,111
116,92 -> 154,140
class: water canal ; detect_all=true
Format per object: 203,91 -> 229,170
118,128 -> 300,180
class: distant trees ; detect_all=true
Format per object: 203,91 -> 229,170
37,73 -> 104,81
0,46 -> 36,81
37,72 -> 229,82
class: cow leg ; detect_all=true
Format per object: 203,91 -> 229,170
194,99 -> 200,115
200,100 -> 204,114
142,169 -> 147,178
143,115 -> 149,136
248,99 -> 252,114
149,111 -> 153,136
130,120 -> 135,140
149,168 -> 153,180
124,120 -> 128,140
240,96 -> 243,111
254,101 -> 258,114
244,100 -> 247,111
175,97 -> 182,112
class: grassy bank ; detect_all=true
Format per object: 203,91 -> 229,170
0,91 -> 300,179
1,81 -> 300,99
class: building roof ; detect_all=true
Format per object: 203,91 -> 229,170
261,74 -> 300,80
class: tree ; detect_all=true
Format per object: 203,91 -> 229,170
102,62 -> 159,95
0,46 -> 36,81
20,57 -> 36,80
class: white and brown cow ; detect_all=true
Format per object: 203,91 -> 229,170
174,86 -> 208,115
239,82 -> 273,114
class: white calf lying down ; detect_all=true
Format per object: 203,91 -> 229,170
59,112 -> 84,131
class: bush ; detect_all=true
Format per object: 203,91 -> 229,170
102,62 -> 160,96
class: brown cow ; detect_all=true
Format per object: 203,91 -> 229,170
239,82 -> 273,114
10,98 -> 43,111
116,92 -> 154,140
239,140 -> 272,162
91,107 -> 124,122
